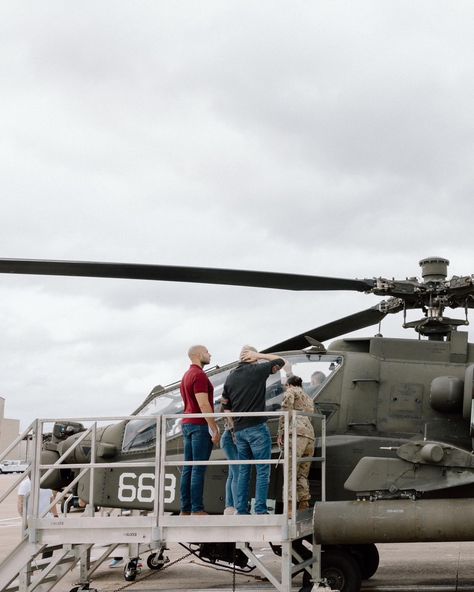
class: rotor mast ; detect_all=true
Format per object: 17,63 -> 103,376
404,257 -> 468,341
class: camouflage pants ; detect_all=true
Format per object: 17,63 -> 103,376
287,436 -> 314,502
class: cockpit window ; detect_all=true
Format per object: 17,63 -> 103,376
122,352 -> 342,452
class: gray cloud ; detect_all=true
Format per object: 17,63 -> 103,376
0,1 -> 473,426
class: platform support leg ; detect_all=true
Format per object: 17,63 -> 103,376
128,542 -> 140,561
18,561 -> 31,592
281,540 -> 293,592
312,542 -> 321,584
77,544 -> 92,587
237,542 -> 286,591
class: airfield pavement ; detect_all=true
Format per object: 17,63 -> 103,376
2,474 -> 474,592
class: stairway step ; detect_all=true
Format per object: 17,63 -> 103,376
28,554 -> 75,572
4,574 -> 57,592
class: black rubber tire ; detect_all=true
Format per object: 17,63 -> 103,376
321,550 -> 362,592
123,563 -> 137,582
147,551 -> 165,570
351,543 -> 379,580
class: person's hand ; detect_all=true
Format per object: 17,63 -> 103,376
277,435 -> 283,448
241,349 -> 259,363
211,429 -> 221,446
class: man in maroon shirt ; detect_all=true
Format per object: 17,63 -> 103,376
179,344 -> 220,515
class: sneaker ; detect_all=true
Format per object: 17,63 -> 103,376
109,558 -> 124,568
191,511 -> 209,515
179,511 -> 191,516
223,507 -> 236,515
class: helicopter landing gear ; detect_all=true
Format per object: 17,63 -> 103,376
320,549 -> 361,592
123,558 -> 142,581
302,547 -> 362,592
146,548 -> 169,570
350,543 -> 379,580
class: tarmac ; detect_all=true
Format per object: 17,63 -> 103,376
2,474 -> 474,592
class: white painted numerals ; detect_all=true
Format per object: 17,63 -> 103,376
118,472 -> 176,504
164,473 -> 177,503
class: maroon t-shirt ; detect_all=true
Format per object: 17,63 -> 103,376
180,364 -> 214,425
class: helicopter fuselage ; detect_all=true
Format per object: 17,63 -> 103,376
42,331 -> 474,512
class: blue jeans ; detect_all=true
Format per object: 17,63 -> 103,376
221,429 -> 239,509
235,423 -> 271,515
180,423 -> 213,513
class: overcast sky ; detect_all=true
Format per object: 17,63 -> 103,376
1,1 -> 473,428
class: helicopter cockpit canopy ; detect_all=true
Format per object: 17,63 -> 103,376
121,352 -> 342,452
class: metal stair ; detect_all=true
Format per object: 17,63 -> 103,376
1,539 -> 120,592
0,424 -> 120,592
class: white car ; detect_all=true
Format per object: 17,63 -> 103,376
0,460 -> 29,474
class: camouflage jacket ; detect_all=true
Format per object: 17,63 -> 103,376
278,386 -> 315,440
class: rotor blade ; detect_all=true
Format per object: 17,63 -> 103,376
262,306 -> 388,352
0,258 -> 374,292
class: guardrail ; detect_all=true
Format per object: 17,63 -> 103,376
0,410 -> 326,592
10,410 -> 325,528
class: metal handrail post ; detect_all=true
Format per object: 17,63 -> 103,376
152,416 -> 161,521
291,410 -> 297,526
157,415 -> 167,520
321,416 -> 326,502
282,411 -> 289,519
29,418 -> 44,542
311,412 -> 326,585
88,422 -> 97,516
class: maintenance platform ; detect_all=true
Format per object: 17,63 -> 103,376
0,411 -> 324,592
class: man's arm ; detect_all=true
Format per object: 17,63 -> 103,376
241,350 -> 285,373
195,393 -> 221,445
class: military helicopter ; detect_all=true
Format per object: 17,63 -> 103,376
2,255 -> 474,591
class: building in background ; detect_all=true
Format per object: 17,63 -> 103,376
0,397 -> 23,460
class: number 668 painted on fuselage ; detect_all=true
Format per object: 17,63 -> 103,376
118,472 -> 176,503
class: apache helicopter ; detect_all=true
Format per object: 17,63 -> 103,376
2,255 -> 474,591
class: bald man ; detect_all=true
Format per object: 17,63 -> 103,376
179,345 -> 220,515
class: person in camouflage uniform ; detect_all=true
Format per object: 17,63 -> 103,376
277,375 -> 315,512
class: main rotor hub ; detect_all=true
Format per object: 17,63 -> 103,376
419,257 -> 450,283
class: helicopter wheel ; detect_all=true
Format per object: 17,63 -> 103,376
350,543 -> 379,579
320,550 -> 362,592
147,549 -> 169,570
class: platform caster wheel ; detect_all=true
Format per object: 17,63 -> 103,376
321,550 -> 361,592
123,559 -> 142,582
147,550 -> 169,570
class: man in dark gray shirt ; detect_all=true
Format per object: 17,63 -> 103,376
222,346 -> 285,514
